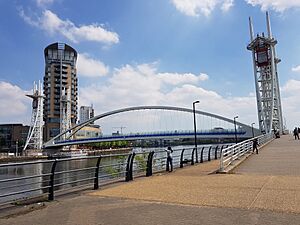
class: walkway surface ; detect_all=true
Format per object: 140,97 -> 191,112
1,135 -> 300,225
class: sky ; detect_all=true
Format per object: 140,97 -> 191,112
0,0 -> 300,130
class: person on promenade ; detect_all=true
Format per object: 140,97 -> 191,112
293,127 -> 299,140
253,138 -> 259,154
165,146 -> 173,172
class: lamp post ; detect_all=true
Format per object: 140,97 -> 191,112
193,101 -> 200,163
251,122 -> 255,138
15,139 -> 18,157
234,116 -> 238,144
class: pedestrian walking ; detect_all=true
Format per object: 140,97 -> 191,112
253,138 -> 259,154
165,146 -> 173,172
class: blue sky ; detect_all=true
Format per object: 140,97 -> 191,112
0,0 -> 300,130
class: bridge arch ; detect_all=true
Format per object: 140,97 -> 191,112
44,105 -> 254,148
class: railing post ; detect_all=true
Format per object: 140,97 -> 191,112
200,147 -> 205,163
125,154 -> 132,182
129,153 -> 135,181
191,148 -> 195,165
208,146 -> 212,161
48,159 -> 58,201
195,147 -> 199,163
214,146 -> 219,160
180,149 -> 185,168
146,151 -> 154,176
220,145 -> 224,158
94,156 -> 102,190
219,147 -> 224,172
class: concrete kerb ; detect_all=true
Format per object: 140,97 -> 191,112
217,138 -> 275,174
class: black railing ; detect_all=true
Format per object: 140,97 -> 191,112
0,144 -> 233,206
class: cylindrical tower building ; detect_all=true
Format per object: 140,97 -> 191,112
43,43 -> 78,141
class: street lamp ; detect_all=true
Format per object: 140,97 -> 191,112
251,122 -> 255,138
234,116 -> 238,144
193,101 -> 200,163
15,139 -> 18,157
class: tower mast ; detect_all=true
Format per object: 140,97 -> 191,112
24,81 -> 44,151
247,12 -> 283,134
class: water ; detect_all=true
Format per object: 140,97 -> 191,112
0,143 -> 229,204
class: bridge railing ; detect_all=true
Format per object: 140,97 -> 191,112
219,133 -> 274,172
0,143 -> 233,206
52,129 -> 247,147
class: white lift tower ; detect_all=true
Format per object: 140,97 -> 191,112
247,12 -> 283,134
24,81 -> 44,151
60,87 -> 72,140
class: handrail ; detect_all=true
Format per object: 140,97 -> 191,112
219,133 -> 274,172
0,143 -> 236,206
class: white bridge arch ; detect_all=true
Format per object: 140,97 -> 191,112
44,106 -> 258,148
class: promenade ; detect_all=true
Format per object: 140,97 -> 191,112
1,134 -> 300,225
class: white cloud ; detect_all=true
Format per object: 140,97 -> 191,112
77,54 -> 109,78
246,0 -> 300,11
88,63 -> 300,133
157,72 -> 208,86
36,0 -> 54,7
281,79 -> 300,94
171,0 -> 234,17
19,9 -> 119,44
280,79 -> 300,129
221,0 -> 234,11
291,65 -> 300,72
5,63 -> 299,132
78,67 -> 300,132
79,63 -> 257,126
0,82 -> 31,124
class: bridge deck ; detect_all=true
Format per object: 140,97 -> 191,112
1,135 -> 300,225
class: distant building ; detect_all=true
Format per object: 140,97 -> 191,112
79,105 -> 94,124
0,124 -> 29,153
75,124 -> 102,139
43,42 -> 78,141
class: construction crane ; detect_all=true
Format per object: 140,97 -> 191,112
112,126 -> 126,135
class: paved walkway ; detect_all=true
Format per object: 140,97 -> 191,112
1,135 -> 300,225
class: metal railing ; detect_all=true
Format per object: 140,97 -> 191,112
0,143 -> 232,206
219,133 -> 274,172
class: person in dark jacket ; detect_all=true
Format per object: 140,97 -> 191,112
253,138 -> 259,154
165,146 -> 173,172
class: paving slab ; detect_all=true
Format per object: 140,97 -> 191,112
1,195 -> 300,225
